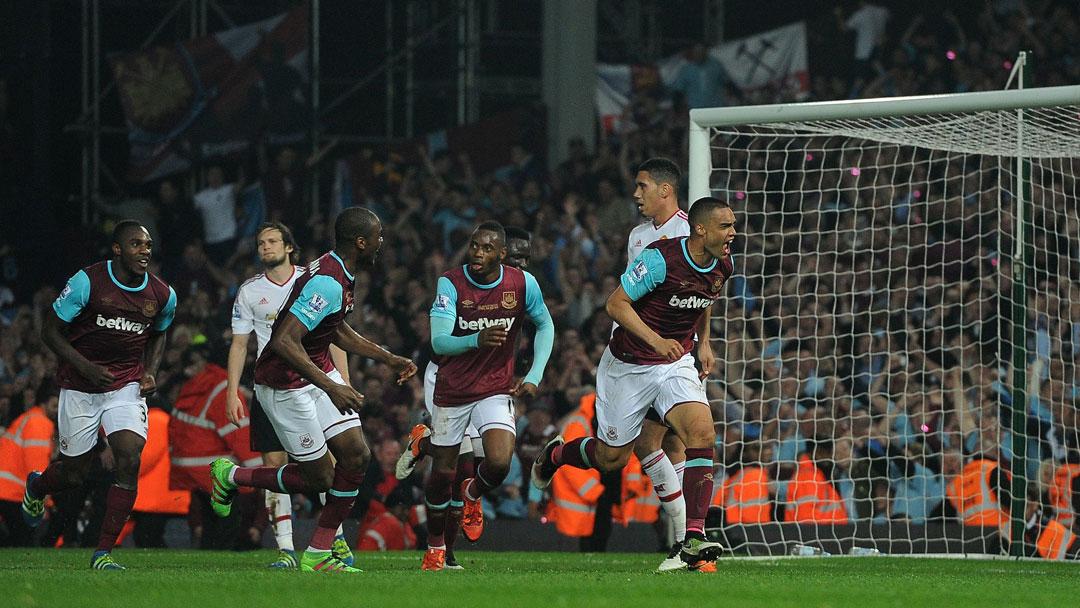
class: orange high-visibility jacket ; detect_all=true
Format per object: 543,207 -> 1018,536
133,407 -> 191,515
0,406 -> 54,502
718,465 -> 772,524
946,458 -> 1009,527
784,455 -> 849,524
358,511 -> 417,551
1049,463 -> 1080,530
546,393 -> 658,537
168,364 -> 260,494
1036,518 -> 1076,561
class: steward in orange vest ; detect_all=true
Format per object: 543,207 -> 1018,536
1048,461 -> 1080,531
716,466 -> 772,524
168,362 -> 261,494
0,392 -> 57,546
135,408 -> 191,516
545,393 -> 659,544
945,457 -> 1011,527
783,452 -> 849,524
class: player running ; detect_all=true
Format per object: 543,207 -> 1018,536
395,226 -> 534,570
224,222 -> 354,569
209,207 -> 417,574
417,221 -> 554,571
533,198 -> 736,572
25,221 -> 177,570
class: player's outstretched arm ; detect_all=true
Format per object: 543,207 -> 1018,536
332,322 -> 417,385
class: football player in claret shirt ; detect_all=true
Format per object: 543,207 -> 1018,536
533,197 -> 737,571
394,225 -> 534,570
24,220 -> 177,570
626,157 -> 694,571
209,207 -> 417,574
223,221 -> 354,569
417,221 -> 554,571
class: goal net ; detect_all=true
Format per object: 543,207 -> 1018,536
689,85 -> 1080,558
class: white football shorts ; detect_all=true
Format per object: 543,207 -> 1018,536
254,369 -> 361,462
594,346 -> 708,447
57,382 -> 148,457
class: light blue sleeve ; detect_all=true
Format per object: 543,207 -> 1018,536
523,272 -> 554,386
288,275 -> 343,331
52,270 -> 91,322
431,315 -> 479,355
619,248 -> 667,301
153,287 -> 178,331
429,277 -> 479,354
429,276 -> 458,320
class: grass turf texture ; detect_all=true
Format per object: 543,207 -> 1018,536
2,549 -> 1077,608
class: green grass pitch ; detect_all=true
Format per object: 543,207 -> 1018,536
2,549 -> 1077,608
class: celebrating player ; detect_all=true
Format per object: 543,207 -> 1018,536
224,222 -> 354,569
24,221 -> 177,570
533,197 -> 736,571
624,158 -> 698,570
418,221 -> 554,571
209,207 -> 417,574
395,226 -> 533,569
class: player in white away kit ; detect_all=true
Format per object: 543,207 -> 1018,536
625,158 -> 714,572
225,222 -> 353,569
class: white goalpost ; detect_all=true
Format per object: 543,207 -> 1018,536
688,79 -> 1080,558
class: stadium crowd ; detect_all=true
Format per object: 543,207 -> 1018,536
1,1 -> 1079,559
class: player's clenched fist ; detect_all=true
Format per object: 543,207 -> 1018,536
478,326 -> 508,348
326,382 -> 365,414
648,337 -> 684,362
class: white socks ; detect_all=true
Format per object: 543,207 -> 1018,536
266,491 -> 294,551
641,450 -> 687,543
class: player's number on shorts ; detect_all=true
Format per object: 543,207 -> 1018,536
140,404 -> 147,423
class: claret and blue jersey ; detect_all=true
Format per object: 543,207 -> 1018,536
429,264 -> 554,406
610,236 -> 733,365
52,260 -> 176,393
254,251 -> 355,390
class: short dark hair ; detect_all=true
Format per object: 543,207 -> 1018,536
687,197 -> 731,228
505,226 -> 531,243
636,157 -> 681,189
257,221 -> 299,263
475,220 -> 506,246
334,207 -> 381,247
112,220 -> 147,246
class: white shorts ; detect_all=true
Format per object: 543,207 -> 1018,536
424,361 -> 484,457
254,369 -> 361,462
58,383 -> 147,457
430,393 -> 516,449
594,347 -> 708,447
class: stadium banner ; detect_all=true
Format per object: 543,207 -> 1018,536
596,21 -> 810,133
109,6 -> 309,183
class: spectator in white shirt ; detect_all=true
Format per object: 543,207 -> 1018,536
193,164 -> 242,265
836,1 -> 890,96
